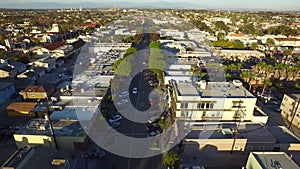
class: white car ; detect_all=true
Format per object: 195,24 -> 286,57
112,114 -> 122,121
116,99 -> 128,106
132,87 -> 138,94
119,91 -> 129,97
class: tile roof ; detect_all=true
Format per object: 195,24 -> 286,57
43,41 -> 64,50
23,86 -> 46,92
229,33 -> 246,37
275,38 -> 300,41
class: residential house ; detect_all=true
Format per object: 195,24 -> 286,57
0,65 -> 17,78
274,38 -> 300,47
17,70 -> 37,81
0,82 -> 15,103
245,152 -> 300,169
20,85 -> 54,100
6,102 -> 37,116
11,61 -> 26,74
33,56 -> 56,72
280,94 -> 300,129
217,49 -> 265,62
33,41 -> 74,59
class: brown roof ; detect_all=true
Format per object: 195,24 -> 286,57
229,33 -> 246,37
23,86 -> 46,92
7,102 -> 37,112
275,38 -> 300,42
43,41 -> 64,50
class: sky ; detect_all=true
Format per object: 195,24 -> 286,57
1,0 -> 300,10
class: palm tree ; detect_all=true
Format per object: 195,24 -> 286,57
163,151 -> 180,169
158,118 -> 169,131
250,42 -> 258,50
266,65 -> 275,80
266,38 -> 275,52
236,63 -> 242,74
262,79 -> 272,96
283,48 -> 293,61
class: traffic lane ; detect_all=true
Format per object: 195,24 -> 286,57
129,72 -> 153,112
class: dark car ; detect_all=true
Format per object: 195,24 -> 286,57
146,123 -> 161,132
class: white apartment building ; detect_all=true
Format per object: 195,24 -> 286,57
280,94 -> 300,128
170,79 -> 257,122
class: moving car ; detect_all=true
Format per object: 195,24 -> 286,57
132,87 -> 138,94
147,130 -> 161,137
108,114 -> 122,123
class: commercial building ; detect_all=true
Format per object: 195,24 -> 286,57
13,119 -> 88,150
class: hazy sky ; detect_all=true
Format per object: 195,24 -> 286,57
1,0 -> 300,10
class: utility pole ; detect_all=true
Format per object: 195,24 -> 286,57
45,100 -> 59,149
230,101 -> 244,154
288,99 -> 300,130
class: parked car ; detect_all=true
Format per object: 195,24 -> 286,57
147,130 -> 161,137
109,121 -> 120,128
119,91 -> 129,97
132,87 -> 138,94
116,99 -> 128,106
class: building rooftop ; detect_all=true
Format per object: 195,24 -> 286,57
0,65 -> 15,72
175,81 -> 254,98
43,41 -> 64,50
7,102 -> 37,112
23,85 -> 46,92
251,152 -> 300,169
186,124 -> 276,143
288,94 -> 300,101
1,146 -> 72,169
16,118 -> 84,137
53,120 -> 84,137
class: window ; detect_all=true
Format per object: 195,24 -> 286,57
197,103 -> 201,109
206,103 -> 209,109
201,103 -> 205,109
181,103 -> 184,108
185,103 -> 188,108
259,145 -> 265,150
210,103 -> 214,109
247,146 -> 253,150
181,111 -> 185,117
